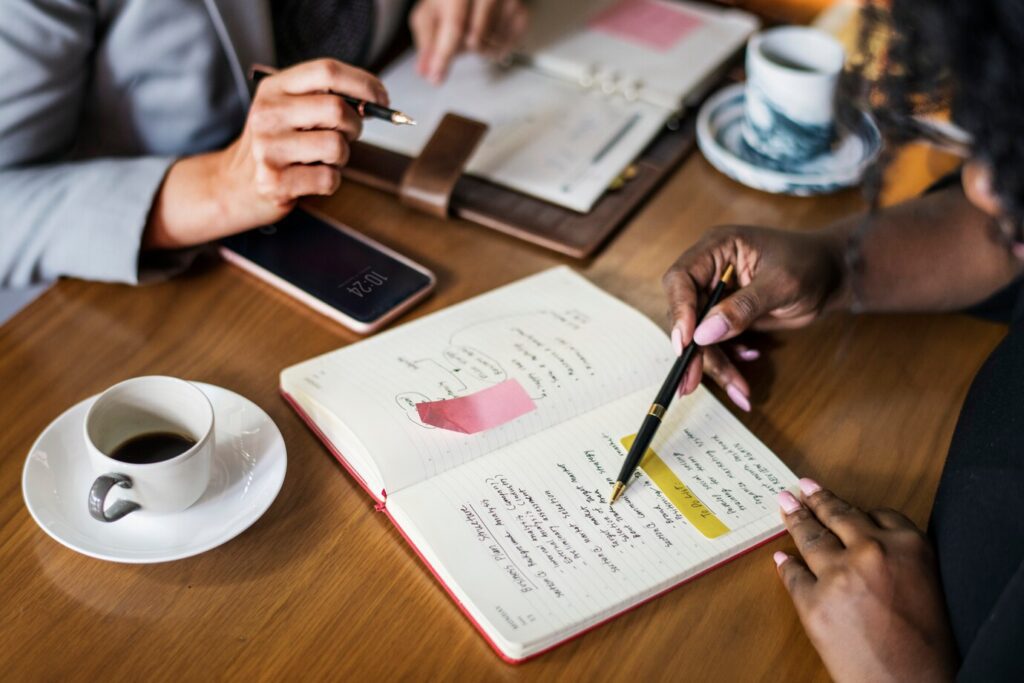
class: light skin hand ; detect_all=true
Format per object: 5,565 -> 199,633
774,479 -> 957,683
410,0 -> 529,84
143,59 -> 388,250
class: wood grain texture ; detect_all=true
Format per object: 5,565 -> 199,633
0,151 -> 1005,682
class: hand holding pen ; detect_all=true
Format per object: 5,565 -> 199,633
251,64 -> 415,126
146,58 -> 396,250
661,226 -> 848,412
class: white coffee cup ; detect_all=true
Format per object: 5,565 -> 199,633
84,376 -> 215,522
742,26 -> 846,164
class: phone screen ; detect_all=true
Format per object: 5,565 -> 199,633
221,210 -> 433,323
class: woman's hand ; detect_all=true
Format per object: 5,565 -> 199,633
774,479 -> 957,683
410,0 -> 529,84
144,59 -> 387,249
661,225 -> 847,410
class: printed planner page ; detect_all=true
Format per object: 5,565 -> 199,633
386,384 -> 798,659
281,268 -> 673,493
360,53 -> 668,213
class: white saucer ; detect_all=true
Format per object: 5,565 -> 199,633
697,83 -> 882,196
22,382 -> 287,563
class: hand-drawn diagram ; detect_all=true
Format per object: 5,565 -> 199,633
394,309 -> 594,428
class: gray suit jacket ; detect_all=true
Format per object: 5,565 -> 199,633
0,0 -> 275,287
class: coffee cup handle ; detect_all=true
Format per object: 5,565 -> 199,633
89,473 -> 142,522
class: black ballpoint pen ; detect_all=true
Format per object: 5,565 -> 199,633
250,67 -> 415,126
609,264 -> 736,504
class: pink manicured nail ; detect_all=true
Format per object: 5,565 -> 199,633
693,314 -> 728,346
778,490 -> 801,514
671,325 -> 683,356
738,348 -> 760,361
799,478 -> 822,497
773,551 -> 789,567
726,383 -> 751,412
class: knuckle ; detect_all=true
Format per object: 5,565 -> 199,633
248,101 -> 278,132
322,133 -> 343,162
255,169 -> 287,202
728,291 -> 761,323
314,58 -> 340,81
851,537 -> 886,566
315,166 -> 341,195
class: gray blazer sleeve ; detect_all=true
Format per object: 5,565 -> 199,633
0,0 -> 186,287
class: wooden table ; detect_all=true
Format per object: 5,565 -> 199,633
0,151 -> 1005,680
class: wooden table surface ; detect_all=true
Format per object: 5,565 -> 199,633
0,150 -> 1005,680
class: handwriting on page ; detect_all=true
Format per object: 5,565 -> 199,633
621,434 -> 729,539
394,310 -> 598,428
417,379 -> 536,434
390,386 -> 796,641
589,0 -> 704,52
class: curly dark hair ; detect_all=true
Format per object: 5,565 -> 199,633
851,0 -> 1024,224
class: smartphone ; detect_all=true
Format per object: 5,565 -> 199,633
220,207 -> 436,334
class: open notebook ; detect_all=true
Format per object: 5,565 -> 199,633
281,268 -> 797,661
361,0 -> 758,212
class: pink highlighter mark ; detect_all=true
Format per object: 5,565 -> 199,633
416,379 -> 536,434
589,0 -> 704,52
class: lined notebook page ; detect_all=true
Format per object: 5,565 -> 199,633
387,384 -> 797,659
281,268 -> 673,494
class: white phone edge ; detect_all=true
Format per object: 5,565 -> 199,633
219,207 -> 437,335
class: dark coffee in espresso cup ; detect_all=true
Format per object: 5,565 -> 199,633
84,376 -> 215,523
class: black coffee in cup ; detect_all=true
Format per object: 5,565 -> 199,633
109,432 -> 196,464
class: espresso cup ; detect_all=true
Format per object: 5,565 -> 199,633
84,376 -> 215,522
742,26 -> 846,164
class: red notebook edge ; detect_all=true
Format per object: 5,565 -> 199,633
279,387 -> 787,664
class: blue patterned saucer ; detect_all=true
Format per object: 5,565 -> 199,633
696,83 -> 882,196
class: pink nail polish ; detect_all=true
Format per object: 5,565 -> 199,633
726,383 -> 751,412
671,325 -> 683,356
798,478 -> 822,497
773,551 -> 788,567
693,315 -> 728,346
778,490 -> 801,514
738,348 -> 760,361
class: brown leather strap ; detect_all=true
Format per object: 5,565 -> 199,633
399,113 -> 488,218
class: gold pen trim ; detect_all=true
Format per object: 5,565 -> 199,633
648,404 -> 666,419
609,481 -> 626,505
721,264 -> 735,284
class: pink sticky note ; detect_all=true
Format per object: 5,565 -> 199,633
416,379 -> 536,434
589,0 -> 704,52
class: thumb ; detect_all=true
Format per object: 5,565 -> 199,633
693,279 -> 776,346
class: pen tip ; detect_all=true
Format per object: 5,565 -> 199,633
609,481 -> 625,505
721,264 -> 735,284
391,112 -> 416,126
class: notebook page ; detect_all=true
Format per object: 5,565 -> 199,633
280,268 -> 673,494
360,53 -> 668,213
386,384 -> 797,659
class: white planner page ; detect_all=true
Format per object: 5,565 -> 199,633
521,0 -> 759,110
281,268 -> 674,493
360,53 -> 668,212
387,384 -> 798,659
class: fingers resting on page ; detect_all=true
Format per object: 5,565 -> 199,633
771,479 -> 957,683
411,0 -> 530,84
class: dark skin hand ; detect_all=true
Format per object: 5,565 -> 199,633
661,183 -> 1022,409
661,163 -> 1024,679
774,479 -> 958,683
